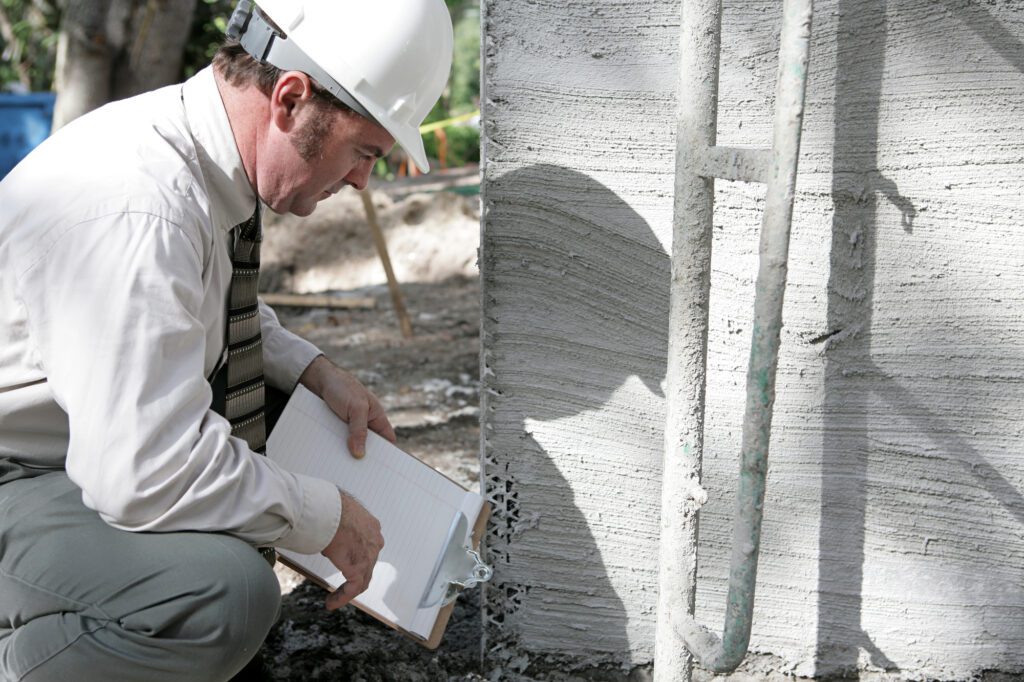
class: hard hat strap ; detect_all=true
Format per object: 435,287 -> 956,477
226,1 -> 378,125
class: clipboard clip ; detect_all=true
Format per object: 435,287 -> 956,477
419,511 -> 494,609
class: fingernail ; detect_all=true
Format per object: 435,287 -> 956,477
355,449 -> 365,459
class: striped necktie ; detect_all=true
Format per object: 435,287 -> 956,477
223,206 -> 267,453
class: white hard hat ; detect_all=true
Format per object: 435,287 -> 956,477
226,0 -> 453,173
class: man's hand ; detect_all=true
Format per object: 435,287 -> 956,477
321,491 -> 384,610
299,355 -> 397,457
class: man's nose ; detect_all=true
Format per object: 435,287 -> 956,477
343,158 -> 375,192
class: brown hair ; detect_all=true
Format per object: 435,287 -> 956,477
213,40 -> 354,114
214,40 -> 351,161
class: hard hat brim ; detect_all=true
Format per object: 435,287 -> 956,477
389,122 -> 430,174
358,101 -> 430,173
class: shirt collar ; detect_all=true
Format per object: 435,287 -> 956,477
182,66 -> 258,232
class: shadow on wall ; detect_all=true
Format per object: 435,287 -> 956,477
817,0 -> 895,671
943,0 -> 1024,75
818,0 -> 1024,675
482,164 -> 669,674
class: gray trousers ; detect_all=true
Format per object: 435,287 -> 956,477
0,463 -> 282,682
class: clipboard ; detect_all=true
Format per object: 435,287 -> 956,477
266,386 -> 493,649
278,501 -> 491,649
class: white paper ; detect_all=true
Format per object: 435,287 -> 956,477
266,385 -> 484,639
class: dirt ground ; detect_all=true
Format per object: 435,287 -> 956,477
259,168 -> 488,680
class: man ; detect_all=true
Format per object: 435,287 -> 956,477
0,0 -> 453,679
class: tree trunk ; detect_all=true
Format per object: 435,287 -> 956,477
111,0 -> 197,101
52,0 -> 116,130
52,0 -> 197,130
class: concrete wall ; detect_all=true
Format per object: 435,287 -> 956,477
480,0 -> 1024,679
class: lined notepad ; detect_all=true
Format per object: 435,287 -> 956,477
266,386 -> 485,640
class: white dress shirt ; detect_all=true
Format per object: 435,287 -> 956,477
0,67 -> 341,554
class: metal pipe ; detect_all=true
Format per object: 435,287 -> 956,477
654,0 -> 722,677
667,0 -> 815,673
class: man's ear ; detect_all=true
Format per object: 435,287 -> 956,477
269,71 -> 314,133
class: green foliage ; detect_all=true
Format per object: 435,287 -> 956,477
0,0 -> 60,92
450,7 -> 480,115
182,0 -> 233,78
410,3 -> 480,173
422,123 -> 479,169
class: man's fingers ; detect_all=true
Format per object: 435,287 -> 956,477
347,403 -> 369,458
321,492 -> 384,613
326,581 -> 359,610
325,564 -> 375,611
368,411 -> 397,444
347,430 -> 367,459
312,363 -> 393,455
325,587 -> 348,610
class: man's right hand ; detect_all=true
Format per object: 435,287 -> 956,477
320,491 -> 384,611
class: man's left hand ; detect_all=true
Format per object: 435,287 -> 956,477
299,355 -> 397,458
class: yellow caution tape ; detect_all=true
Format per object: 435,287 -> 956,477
418,110 -> 480,135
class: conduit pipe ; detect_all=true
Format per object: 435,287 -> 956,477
655,0 -> 814,678
654,0 -> 722,676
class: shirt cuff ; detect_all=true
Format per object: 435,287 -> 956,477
267,337 -> 321,391
273,473 -> 341,554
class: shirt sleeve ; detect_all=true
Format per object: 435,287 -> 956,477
258,298 -> 323,391
17,212 -> 341,554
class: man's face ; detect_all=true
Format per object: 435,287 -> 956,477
259,90 -> 395,217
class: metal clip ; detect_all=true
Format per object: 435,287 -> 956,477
439,548 -> 493,607
225,0 -> 253,41
419,512 -> 494,609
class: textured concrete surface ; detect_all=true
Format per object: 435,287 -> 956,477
481,0 -> 1024,678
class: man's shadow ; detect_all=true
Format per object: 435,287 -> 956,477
481,164 -> 669,675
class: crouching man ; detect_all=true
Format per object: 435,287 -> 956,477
0,1 -> 453,679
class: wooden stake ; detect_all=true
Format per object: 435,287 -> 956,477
260,293 -> 376,310
360,189 -> 414,338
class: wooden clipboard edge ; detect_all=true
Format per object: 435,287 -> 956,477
423,498 -> 491,649
277,499 -> 492,651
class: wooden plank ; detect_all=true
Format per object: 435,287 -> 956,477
260,293 -> 376,310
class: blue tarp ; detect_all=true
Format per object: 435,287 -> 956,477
0,93 -> 56,180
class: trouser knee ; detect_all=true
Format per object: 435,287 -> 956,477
154,539 -> 281,680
